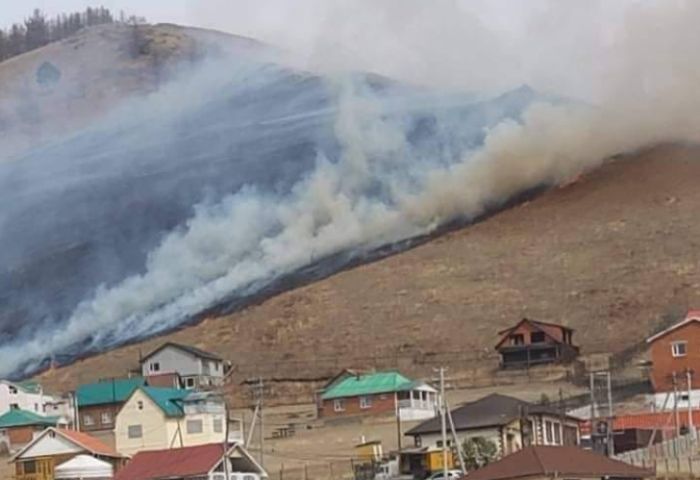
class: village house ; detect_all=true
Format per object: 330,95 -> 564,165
464,445 -> 653,480
318,371 -> 438,421
496,318 -> 579,368
406,394 -> 581,458
114,387 -> 233,456
76,377 -> 146,446
114,443 -> 267,480
0,380 -> 55,416
140,343 -> 226,390
0,409 -> 64,454
11,427 -> 126,480
646,310 -> 700,410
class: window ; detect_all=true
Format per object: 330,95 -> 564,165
360,396 -> 372,409
8,386 -> 17,395
137,401 -> 144,411
23,461 -> 37,474
554,423 -> 562,444
128,425 -> 143,439
83,414 -> 94,426
436,440 -> 452,448
415,436 -> 422,448
185,378 -> 196,389
149,362 -> 161,373
34,404 -> 39,412
101,412 -> 112,424
9,404 -> 19,411
531,332 -> 546,344
512,334 -> 525,345
214,418 -> 223,433
187,419 -> 203,434
545,421 -> 554,444
333,399 -> 346,412
672,342 -> 687,357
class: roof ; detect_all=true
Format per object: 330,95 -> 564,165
55,455 -> 114,479
407,394 -> 568,436
12,427 -> 123,461
138,387 -> 190,417
77,377 -> 146,407
115,443 -> 262,480
320,371 -> 416,400
1,380 -> 42,394
612,410 -> 700,431
0,410 -> 61,429
647,311 -> 700,343
141,342 -> 223,363
495,319 -> 572,350
465,446 -> 653,480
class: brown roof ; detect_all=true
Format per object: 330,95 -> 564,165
58,428 -> 123,458
495,318 -> 571,350
465,446 -> 653,480
141,342 -> 223,363
115,443 -> 227,480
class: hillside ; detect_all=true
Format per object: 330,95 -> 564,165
34,143 -> 700,400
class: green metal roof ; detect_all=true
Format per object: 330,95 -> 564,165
0,409 -> 60,429
77,378 -> 147,407
321,371 -> 415,400
140,387 -> 189,417
15,382 -> 42,394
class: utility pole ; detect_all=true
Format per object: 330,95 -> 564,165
445,397 -> 467,475
606,371 -> 614,457
687,369 -> 694,439
223,397 -> 231,480
257,378 -> 265,469
396,401 -> 403,473
438,367 -> 448,480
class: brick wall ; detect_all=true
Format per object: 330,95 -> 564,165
79,403 -> 119,433
8,426 -> 35,446
321,393 -> 395,418
650,322 -> 700,392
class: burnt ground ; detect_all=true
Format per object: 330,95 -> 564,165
34,144 -> 700,399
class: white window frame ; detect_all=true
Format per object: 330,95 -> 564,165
128,425 -> 143,438
214,418 -> 223,433
186,419 -> 203,434
360,396 -> 372,409
333,399 -> 346,412
83,414 -> 95,426
672,341 -> 688,357
101,412 -> 112,424
8,386 -> 17,395
185,378 -> 196,389
149,362 -> 161,373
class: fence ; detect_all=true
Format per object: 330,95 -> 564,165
616,434 -> 700,478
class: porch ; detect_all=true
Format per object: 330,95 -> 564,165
397,389 -> 438,421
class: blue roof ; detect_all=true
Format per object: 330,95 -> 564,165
321,372 -> 416,400
139,387 -> 190,417
77,378 -> 146,407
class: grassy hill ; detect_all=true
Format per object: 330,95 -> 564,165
33,143 -> 700,402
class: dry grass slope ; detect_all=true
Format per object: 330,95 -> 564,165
33,144 -> 700,400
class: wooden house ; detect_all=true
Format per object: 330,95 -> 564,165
11,427 -> 125,480
496,318 -> 579,368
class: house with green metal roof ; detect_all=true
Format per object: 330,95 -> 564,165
115,386 -> 228,456
0,379 -> 64,419
0,409 -> 64,453
75,377 -> 147,443
319,371 -> 438,421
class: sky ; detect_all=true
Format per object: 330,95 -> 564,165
0,0 -> 662,100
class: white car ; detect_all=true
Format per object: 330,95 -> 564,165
427,470 -> 463,480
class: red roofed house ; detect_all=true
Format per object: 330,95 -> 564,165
11,427 -> 126,480
114,443 -> 266,480
465,445 -> 653,480
496,319 -> 579,368
647,310 -> 700,410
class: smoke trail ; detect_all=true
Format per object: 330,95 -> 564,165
3,0 -> 700,377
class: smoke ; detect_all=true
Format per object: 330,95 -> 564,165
2,1 -> 700,376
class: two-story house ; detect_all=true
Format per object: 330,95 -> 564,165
406,394 -> 580,458
76,377 -> 146,447
646,310 -> 700,410
114,387 -> 232,456
0,381 -> 54,416
496,319 -> 579,368
0,409 -> 63,454
140,343 -> 226,390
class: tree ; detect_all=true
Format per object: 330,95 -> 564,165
25,9 -> 50,51
460,437 -> 498,471
8,24 -> 26,58
0,30 -> 7,62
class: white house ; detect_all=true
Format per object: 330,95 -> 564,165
0,380 -> 57,416
114,387 -> 239,456
406,394 -> 581,458
140,343 -> 226,390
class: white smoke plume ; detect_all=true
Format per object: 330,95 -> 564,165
2,0 -> 700,376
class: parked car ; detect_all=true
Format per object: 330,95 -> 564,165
427,469 -> 463,480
